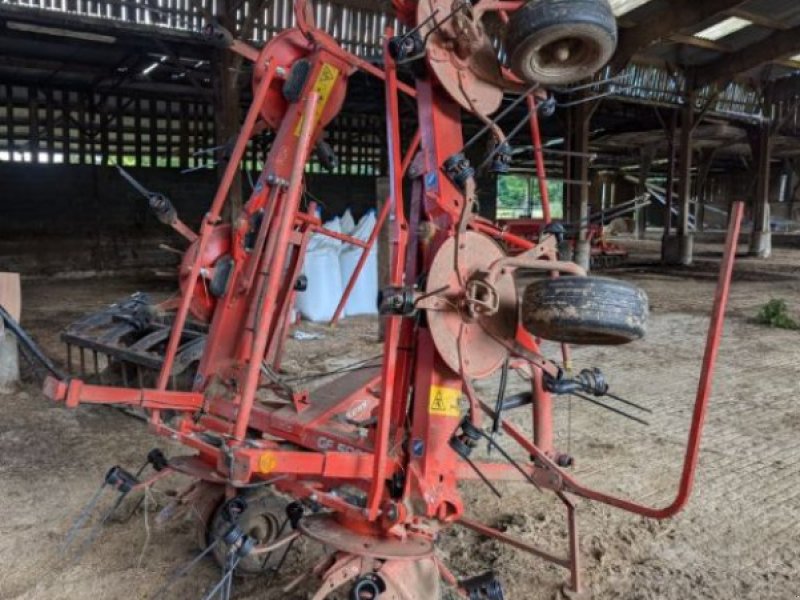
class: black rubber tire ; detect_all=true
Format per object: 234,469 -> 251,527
282,59 -> 311,103
191,481 -> 226,550
521,276 -> 647,345
209,490 -> 287,575
505,0 -> 617,85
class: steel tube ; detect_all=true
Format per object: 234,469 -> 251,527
329,130 -> 420,326
526,95 -> 552,223
458,517 -> 570,568
480,202 -> 744,520
366,33 -> 407,520
155,62 -> 277,404
232,92 -> 321,442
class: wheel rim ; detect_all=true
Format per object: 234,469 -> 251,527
511,24 -> 615,85
210,494 -> 286,575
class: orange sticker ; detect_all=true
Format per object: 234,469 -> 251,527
258,452 -> 278,474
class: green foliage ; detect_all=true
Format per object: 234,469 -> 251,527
496,174 -> 564,219
498,175 -> 529,209
755,299 -> 799,330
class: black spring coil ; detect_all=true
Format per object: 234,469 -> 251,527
463,572 -> 505,600
350,574 -> 385,600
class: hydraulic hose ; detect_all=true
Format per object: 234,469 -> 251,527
0,303 -> 67,381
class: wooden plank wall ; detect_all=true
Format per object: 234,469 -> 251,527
0,84 -> 387,176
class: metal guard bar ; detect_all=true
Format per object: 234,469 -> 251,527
502,201 -> 745,520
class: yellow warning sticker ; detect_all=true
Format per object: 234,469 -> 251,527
294,63 -> 340,136
428,385 -> 461,418
258,452 -> 278,474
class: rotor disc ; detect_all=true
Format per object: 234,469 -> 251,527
418,0 -> 503,115
424,232 -> 517,379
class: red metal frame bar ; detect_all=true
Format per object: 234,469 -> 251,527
154,61 -> 278,409
294,0 -> 417,99
561,200 -> 745,518
329,130 -> 421,326
328,197 -> 390,326
526,95 -> 552,223
40,13 -> 746,597
477,201 -> 744,519
365,31 -> 408,520
44,378 -> 203,411
294,212 -> 369,248
459,516 -> 571,568
232,91 -> 321,442
171,218 -> 199,243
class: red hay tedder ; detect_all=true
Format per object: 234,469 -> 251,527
0,1 -> 744,598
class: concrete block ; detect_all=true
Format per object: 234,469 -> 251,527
0,329 -> 19,392
0,272 -> 20,391
573,239 -> 591,272
662,233 -> 694,266
748,230 -> 772,258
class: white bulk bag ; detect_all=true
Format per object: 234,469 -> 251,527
340,208 -> 356,236
340,210 -> 379,316
295,216 -> 344,322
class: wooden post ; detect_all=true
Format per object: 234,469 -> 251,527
678,99 -> 694,240
179,100 -> 189,169
63,90 -> 72,164
748,122 -> 772,258
663,96 -> 695,265
570,99 -> 592,271
134,96 -> 142,167
149,97 -> 158,167
663,109 -> 678,238
29,87 -> 39,163
636,145 -> 656,240
695,147 -> 719,234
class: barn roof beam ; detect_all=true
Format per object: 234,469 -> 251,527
612,0 -> 747,69
694,25 -> 800,86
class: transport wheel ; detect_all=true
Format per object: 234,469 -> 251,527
521,276 -> 648,345
191,481 -> 226,549
505,0 -> 617,85
209,490 -> 287,575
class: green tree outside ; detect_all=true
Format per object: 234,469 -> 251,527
497,174 -> 563,219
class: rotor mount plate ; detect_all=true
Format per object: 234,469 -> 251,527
425,232 -> 517,379
418,0 -> 503,115
300,514 -> 434,560
252,28 -> 347,130
179,224 -> 231,322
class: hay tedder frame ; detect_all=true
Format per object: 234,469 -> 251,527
16,1 -> 745,597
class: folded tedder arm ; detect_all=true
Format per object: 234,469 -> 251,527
22,1 -> 745,597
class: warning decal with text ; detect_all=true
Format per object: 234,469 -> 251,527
294,63 -> 340,136
428,385 -> 461,418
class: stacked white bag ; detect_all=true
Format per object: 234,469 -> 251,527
294,209 -> 379,322
340,208 -> 356,238
295,215 -> 343,322
340,210 -> 378,317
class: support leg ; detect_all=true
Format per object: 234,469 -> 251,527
561,493 -> 582,595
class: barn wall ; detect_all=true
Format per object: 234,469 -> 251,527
0,163 -> 378,276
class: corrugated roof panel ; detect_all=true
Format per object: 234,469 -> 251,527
609,0 -> 652,16
714,24 -> 777,53
645,43 -> 721,67
695,17 -> 752,41
740,0 -> 800,25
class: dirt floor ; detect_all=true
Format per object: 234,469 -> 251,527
1,238 -> 799,600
